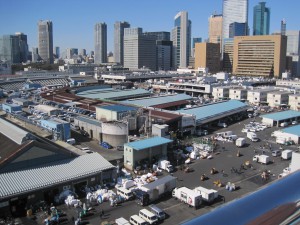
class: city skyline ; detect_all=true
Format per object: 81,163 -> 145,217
0,0 -> 300,53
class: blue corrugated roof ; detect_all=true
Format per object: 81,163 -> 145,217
260,110 -> 300,121
177,100 -> 248,123
282,125 -> 300,136
97,104 -> 137,112
122,94 -> 192,107
76,88 -> 150,100
125,136 -> 173,150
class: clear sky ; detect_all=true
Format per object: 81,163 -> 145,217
0,0 -> 299,54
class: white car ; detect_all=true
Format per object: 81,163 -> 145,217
292,121 -> 298,125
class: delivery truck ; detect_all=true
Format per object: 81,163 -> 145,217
158,160 -> 174,173
193,186 -> 218,204
235,138 -> 246,147
172,187 -> 202,208
134,175 -> 176,206
253,155 -> 270,164
247,132 -> 258,142
281,150 -> 292,160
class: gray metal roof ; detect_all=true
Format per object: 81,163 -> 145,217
0,153 -> 115,199
76,116 -> 102,126
0,118 -> 31,145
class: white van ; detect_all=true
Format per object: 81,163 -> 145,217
139,209 -> 158,224
115,217 -> 130,225
129,215 -> 149,225
116,186 -> 134,200
149,204 -> 165,221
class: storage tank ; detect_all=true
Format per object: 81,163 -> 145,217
101,121 -> 128,147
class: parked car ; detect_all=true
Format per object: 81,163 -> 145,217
100,142 -> 113,149
80,130 -> 89,137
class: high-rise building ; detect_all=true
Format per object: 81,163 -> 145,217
94,22 -> 107,64
123,28 -> 157,71
223,38 -> 234,72
229,22 -> 248,38
253,2 -> 270,36
54,46 -> 60,58
194,43 -> 220,73
0,35 -> 21,63
38,20 -> 53,64
114,21 -> 130,65
281,19 -> 287,36
171,11 -> 192,68
66,48 -> 78,59
32,47 -> 39,62
79,49 -> 86,56
144,32 -> 172,70
233,35 -> 287,77
286,30 -> 300,77
222,0 -> 248,40
15,32 -> 28,63
191,38 -> 202,57
209,14 -> 223,45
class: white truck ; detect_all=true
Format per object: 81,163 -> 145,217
158,160 -> 174,173
235,138 -> 246,147
172,187 -> 202,208
253,155 -> 270,164
247,132 -> 259,142
281,150 -> 292,160
193,186 -> 218,204
115,217 -> 130,225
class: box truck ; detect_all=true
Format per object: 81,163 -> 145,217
253,155 -> 270,164
158,160 -> 174,173
281,150 -> 292,160
172,187 -> 202,208
193,186 -> 218,204
247,132 -> 258,142
236,138 -> 246,147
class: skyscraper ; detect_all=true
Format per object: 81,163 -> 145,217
209,14 -> 223,44
281,19 -> 287,36
38,20 -> 53,64
222,0 -> 248,39
253,2 -> 270,36
54,46 -> 60,58
229,22 -> 248,38
171,11 -> 191,68
15,32 -> 28,63
114,21 -> 130,65
192,38 -> 202,57
286,30 -> 300,77
94,22 -> 107,64
123,28 -> 156,71
0,35 -> 20,63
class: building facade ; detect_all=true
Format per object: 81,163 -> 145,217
267,91 -> 290,108
229,88 -> 248,100
15,32 -> 29,63
223,38 -> 234,72
171,11 -> 191,68
209,14 -> 223,46
253,2 -> 270,36
229,22 -> 248,38
94,22 -> 107,64
0,35 -> 20,63
123,28 -> 157,71
233,35 -> 287,77
38,20 -> 53,64
194,43 -> 220,73
114,21 -> 130,65
289,94 -> 300,111
286,30 -> 300,77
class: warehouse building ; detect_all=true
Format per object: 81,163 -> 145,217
247,89 -> 274,105
1,103 -> 22,113
34,104 -> 62,116
12,98 -> 34,107
124,136 -> 173,170
39,118 -> 71,141
96,104 -> 138,122
261,110 -> 300,127
274,125 -> 300,144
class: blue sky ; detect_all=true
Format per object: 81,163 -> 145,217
0,0 -> 299,54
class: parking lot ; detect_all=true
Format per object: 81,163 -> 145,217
17,115 -> 294,225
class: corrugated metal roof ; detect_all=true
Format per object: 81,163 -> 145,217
0,153 -> 115,198
97,104 -> 137,112
142,175 -> 176,190
0,118 -> 30,145
125,136 -> 173,150
76,116 -> 102,126
122,94 -> 192,107
282,125 -> 300,136
76,88 -> 150,100
177,100 -> 248,123
261,110 -> 300,121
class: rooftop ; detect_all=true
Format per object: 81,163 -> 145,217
282,125 -> 300,136
0,153 -> 115,199
177,100 -> 248,123
97,104 -> 137,112
76,116 -> 102,126
76,88 -> 151,100
261,110 -> 300,121
122,94 -> 192,107
125,136 -> 173,150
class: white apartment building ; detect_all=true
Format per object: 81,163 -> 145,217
267,91 -> 290,108
212,86 -> 230,100
247,89 -> 273,105
229,88 -> 248,100
289,94 -> 300,111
